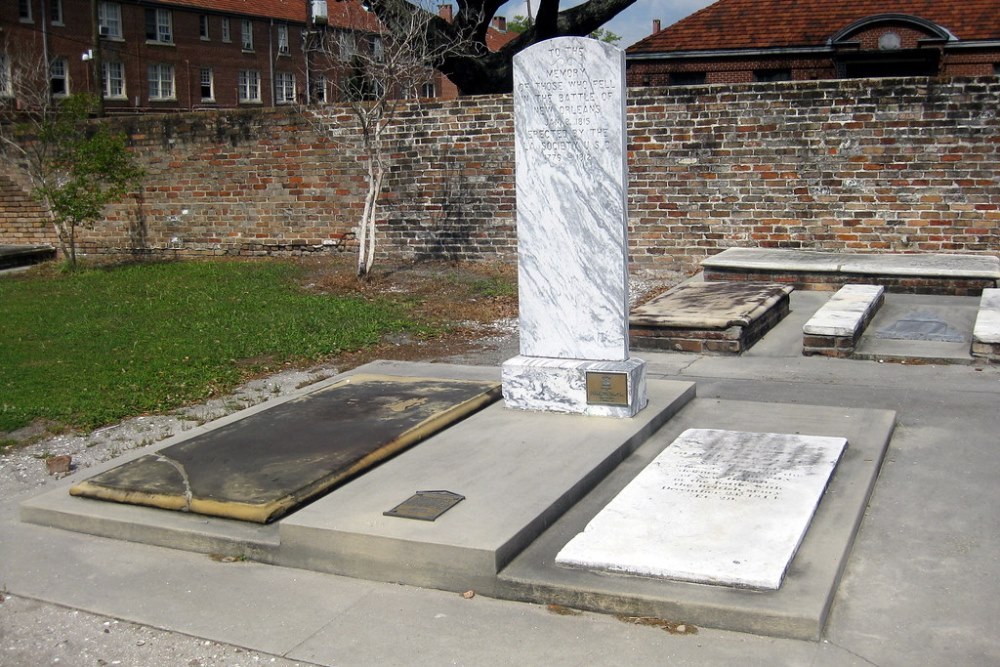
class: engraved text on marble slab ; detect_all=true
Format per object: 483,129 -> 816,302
555,429 -> 848,590
513,37 -> 629,361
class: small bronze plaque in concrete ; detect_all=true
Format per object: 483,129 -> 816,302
586,372 -> 629,407
384,490 -> 465,521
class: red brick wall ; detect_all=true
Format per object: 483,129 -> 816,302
0,172 -> 55,246
3,77 -> 998,276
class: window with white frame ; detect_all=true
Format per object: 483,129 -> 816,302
221,17 -> 231,42
371,35 -> 384,62
241,19 -> 254,51
199,67 -> 214,101
421,82 -> 435,98
199,15 -> 210,40
19,0 -> 32,22
0,55 -> 12,97
238,70 -> 260,102
50,0 -> 64,25
337,31 -> 356,61
310,74 -> 326,103
148,64 -> 175,100
145,8 -> 173,44
275,72 -> 295,103
277,24 -> 289,55
50,58 -> 68,96
98,2 -> 123,39
102,61 -> 125,98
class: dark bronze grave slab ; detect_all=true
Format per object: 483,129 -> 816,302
70,375 -> 500,524
384,490 -> 465,521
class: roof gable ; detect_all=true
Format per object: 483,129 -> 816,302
628,0 -> 1000,53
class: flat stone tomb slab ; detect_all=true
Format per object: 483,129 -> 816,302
629,282 -> 792,354
555,428 -> 847,590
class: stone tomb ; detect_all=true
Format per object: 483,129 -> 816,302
630,282 -> 792,354
555,428 -> 847,590
502,37 -> 646,417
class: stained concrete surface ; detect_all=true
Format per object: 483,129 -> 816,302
3,289 -> 1000,665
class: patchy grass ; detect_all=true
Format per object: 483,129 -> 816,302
0,259 -> 439,434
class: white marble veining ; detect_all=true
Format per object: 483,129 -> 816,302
803,284 -> 884,337
555,429 -> 848,590
512,38 -> 629,361
502,356 -> 647,417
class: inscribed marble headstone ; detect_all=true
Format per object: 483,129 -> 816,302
555,429 -> 848,589
513,37 -> 629,361
502,37 -> 646,418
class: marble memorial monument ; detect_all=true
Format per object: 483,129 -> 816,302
501,37 -> 647,417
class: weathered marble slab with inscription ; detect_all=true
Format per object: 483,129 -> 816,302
502,37 -> 646,417
555,429 -> 848,589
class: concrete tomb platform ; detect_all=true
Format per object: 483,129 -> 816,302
802,284 -> 885,358
21,360 -> 696,596
853,293 -> 979,364
629,281 -> 792,354
497,397 -> 894,640
702,247 -> 1000,296
555,429 -> 847,591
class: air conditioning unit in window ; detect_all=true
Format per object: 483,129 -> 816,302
99,25 -> 110,37
242,40 -> 253,51
278,45 -> 289,55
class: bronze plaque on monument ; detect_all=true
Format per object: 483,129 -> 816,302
384,490 -> 465,521
586,372 -> 629,407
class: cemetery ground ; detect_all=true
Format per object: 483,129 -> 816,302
2,260 -> 999,665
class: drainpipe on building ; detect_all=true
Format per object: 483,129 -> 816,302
90,0 -> 104,116
39,0 -> 51,93
269,20 -> 276,107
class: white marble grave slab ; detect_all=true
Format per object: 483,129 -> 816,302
555,429 -> 848,590
512,37 -> 629,361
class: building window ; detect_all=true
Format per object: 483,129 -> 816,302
276,72 -> 295,103
148,64 -> 175,100
277,24 -> 289,55
669,71 -> 706,86
200,67 -> 214,101
221,18 -> 231,42
50,0 -> 64,25
310,74 -> 326,103
102,61 -> 125,98
241,19 -> 254,51
50,58 -> 68,96
421,82 -> 435,98
98,2 -> 122,39
371,35 -> 384,62
337,31 -> 356,61
19,0 -> 32,22
238,70 -> 261,102
145,8 -> 173,44
199,15 -> 210,40
0,55 -> 11,97
754,69 -> 791,83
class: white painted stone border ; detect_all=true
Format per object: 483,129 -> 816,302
803,284 -> 885,338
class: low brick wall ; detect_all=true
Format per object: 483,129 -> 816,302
2,77 -> 998,275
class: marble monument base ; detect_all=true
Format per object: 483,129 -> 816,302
501,356 -> 647,418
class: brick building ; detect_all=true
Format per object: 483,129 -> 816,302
0,0 -> 511,112
627,0 -> 1000,87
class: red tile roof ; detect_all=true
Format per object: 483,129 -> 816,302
629,0 -> 1000,53
163,0 -> 306,23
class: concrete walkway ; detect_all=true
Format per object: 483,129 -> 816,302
3,290 -> 999,665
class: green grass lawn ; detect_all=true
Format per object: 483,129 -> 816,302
0,260 -> 423,435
